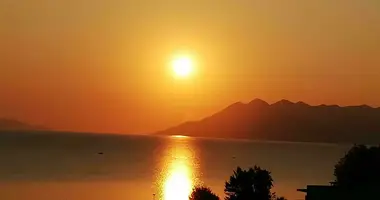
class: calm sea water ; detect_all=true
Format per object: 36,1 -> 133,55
0,132 -> 351,200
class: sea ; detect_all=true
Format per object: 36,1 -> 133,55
0,131 -> 351,200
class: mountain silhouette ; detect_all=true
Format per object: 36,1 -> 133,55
156,99 -> 380,144
0,119 -> 46,131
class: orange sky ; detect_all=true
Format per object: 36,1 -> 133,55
1,0 -> 380,133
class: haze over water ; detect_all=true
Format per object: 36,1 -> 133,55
0,132 -> 350,200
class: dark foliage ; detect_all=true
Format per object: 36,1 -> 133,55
334,144 -> 380,188
189,186 -> 220,200
224,166 -> 273,200
270,193 -> 287,200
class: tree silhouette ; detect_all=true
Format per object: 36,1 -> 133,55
189,186 -> 220,200
333,144 -> 380,188
224,166 -> 273,200
270,192 -> 287,200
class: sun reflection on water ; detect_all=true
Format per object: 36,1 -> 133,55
157,136 -> 199,200
164,160 -> 192,200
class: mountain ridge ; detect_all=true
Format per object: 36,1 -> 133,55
0,118 -> 47,131
156,99 -> 380,144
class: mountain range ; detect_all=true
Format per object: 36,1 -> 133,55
0,119 -> 46,131
156,99 -> 380,144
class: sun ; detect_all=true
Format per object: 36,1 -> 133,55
172,56 -> 193,78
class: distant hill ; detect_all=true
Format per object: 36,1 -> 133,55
0,119 -> 46,131
156,99 -> 380,144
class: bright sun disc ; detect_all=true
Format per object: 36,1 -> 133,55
172,56 -> 193,78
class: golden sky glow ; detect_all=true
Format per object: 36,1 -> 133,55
1,0 -> 380,133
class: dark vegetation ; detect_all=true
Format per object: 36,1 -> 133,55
333,145 -> 380,188
190,166 -> 286,200
189,145 -> 380,200
189,187 -> 219,200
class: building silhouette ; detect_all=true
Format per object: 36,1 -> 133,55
298,184 -> 379,200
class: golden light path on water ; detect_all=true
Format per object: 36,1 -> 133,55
157,135 -> 200,200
